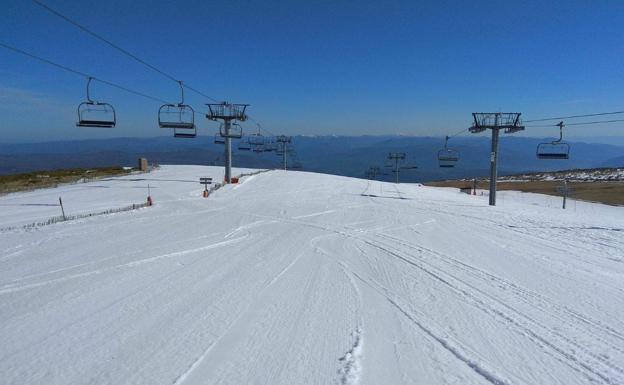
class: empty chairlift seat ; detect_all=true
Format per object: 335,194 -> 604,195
536,121 -> 569,160
438,135 -> 459,168
159,104 -> 197,138
158,105 -> 195,128
159,82 -> 196,138
173,127 -> 197,138
536,142 -> 570,159
248,133 -> 264,147
76,77 -> 116,128
438,148 -> 459,167
77,101 -> 116,128
219,122 -> 243,139
214,133 -> 225,144
238,138 -> 252,151
264,140 -> 277,152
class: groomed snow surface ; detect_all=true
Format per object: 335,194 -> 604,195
1,165 -> 623,385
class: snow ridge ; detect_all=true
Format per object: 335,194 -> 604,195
337,328 -> 363,385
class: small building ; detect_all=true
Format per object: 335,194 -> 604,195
138,158 -> 148,171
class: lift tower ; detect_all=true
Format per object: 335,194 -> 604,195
366,166 -> 380,180
385,153 -> 417,184
387,153 -> 409,184
207,102 -> 249,183
276,135 -> 293,170
469,112 -> 524,206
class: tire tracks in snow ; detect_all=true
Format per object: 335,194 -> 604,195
341,261 -> 512,385
367,192 -> 623,276
170,236 -> 321,385
375,231 -> 624,348
357,235 -> 623,384
312,237 -> 365,385
245,209 -> 622,384
0,231 -> 224,287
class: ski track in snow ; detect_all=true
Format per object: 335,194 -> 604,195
1,165 -> 623,385
337,328 -> 364,385
0,235 -> 248,295
293,209 -> 337,219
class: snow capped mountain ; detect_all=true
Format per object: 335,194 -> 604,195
1,165 -> 623,385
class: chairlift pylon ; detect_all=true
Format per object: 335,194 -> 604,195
76,77 -> 116,128
438,135 -> 460,168
537,121 -> 570,160
159,81 -> 196,138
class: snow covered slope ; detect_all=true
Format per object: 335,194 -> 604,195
1,165 -> 623,385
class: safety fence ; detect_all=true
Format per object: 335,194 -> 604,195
1,169 -> 270,232
0,201 -> 151,233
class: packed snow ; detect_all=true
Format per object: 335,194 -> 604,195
1,165 -> 623,385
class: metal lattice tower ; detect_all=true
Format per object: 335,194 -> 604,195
206,102 -> 249,183
366,166 -> 380,180
469,112 -> 524,206
276,135 -> 293,170
388,152 -> 417,184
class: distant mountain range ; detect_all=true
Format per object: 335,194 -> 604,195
1,136 -> 623,182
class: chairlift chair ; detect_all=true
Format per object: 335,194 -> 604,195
159,81 -> 196,138
219,122 -> 243,138
537,121 -> 570,160
76,77 -> 116,128
214,131 -> 225,144
536,143 -> 570,159
238,137 -> 252,151
438,136 -> 460,168
174,126 -> 197,138
248,125 -> 265,147
264,139 -> 277,152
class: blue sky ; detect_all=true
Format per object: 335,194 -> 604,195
1,0 -> 623,142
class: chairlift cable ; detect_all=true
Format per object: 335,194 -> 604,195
33,0 -> 274,131
526,118 -> 624,128
31,0 -> 219,103
524,111 -> 624,123
566,118 -> 624,126
447,127 -> 470,138
246,116 -> 277,136
0,41 -> 169,104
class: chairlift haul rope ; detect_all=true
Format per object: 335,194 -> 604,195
31,0 -> 219,103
